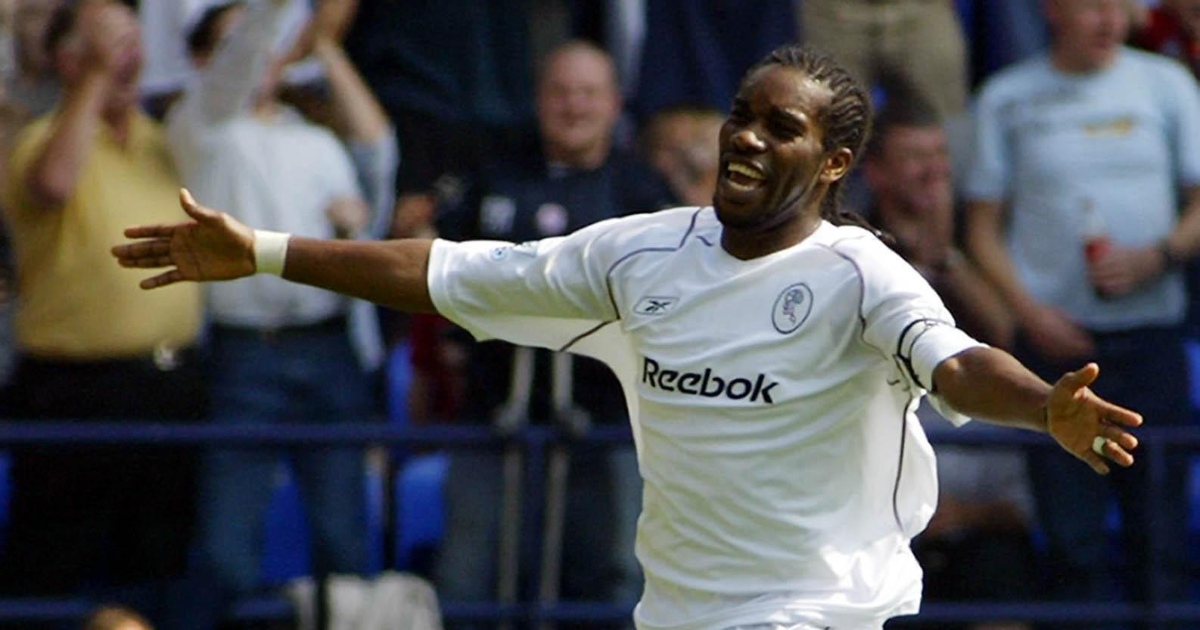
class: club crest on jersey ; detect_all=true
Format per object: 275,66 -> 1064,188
772,283 -> 814,334
634,296 -> 679,316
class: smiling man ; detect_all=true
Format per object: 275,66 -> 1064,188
426,39 -> 676,614
115,44 -> 1142,630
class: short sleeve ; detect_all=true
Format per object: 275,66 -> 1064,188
846,239 -> 985,423
961,83 -> 1012,203
1,118 -> 49,217
427,218 -> 621,349
1160,61 -> 1200,186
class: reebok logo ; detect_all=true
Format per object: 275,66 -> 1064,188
634,296 -> 678,316
641,357 -> 779,403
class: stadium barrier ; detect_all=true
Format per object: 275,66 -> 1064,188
0,421 -> 1196,627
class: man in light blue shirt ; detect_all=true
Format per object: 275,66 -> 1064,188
964,0 -> 1200,609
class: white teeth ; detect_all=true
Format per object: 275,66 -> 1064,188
728,162 -> 765,180
726,180 -> 759,192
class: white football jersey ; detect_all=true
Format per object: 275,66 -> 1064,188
427,206 -> 983,629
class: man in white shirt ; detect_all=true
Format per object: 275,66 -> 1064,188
116,44 -> 1142,630
163,0 -> 385,626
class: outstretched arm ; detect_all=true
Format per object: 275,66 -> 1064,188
112,189 -> 437,312
933,345 -> 1142,475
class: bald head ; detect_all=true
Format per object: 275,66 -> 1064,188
535,41 -> 623,169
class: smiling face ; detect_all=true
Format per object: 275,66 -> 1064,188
536,43 -> 622,169
715,64 -> 851,243
866,124 -> 953,217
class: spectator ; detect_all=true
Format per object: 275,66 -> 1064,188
964,0 -> 1200,609
863,100 -> 1012,350
0,0 -> 62,391
3,0 -> 61,118
165,0 -> 388,626
431,40 -> 676,621
863,100 -> 1035,630
639,104 -> 723,207
798,0 -> 970,118
0,0 -> 206,625
1131,0 -> 1200,79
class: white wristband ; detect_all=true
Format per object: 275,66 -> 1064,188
253,230 -> 291,276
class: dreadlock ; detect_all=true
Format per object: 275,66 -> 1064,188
742,45 -> 892,245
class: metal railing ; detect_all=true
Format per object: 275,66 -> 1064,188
0,421 -> 1196,627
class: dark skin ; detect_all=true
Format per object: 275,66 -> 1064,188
715,68 -> 851,260
111,65 -> 1142,475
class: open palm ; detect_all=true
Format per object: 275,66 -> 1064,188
1045,363 -> 1142,475
111,189 -> 257,289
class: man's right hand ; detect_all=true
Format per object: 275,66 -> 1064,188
112,189 -> 257,289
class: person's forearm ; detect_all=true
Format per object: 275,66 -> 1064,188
933,345 -> 1051,432
24,73 -> 108,208
932,249 -> 1015,348
1162,186 -> 1200,263
281,236 -> 437,312
314,39 -> 390,143
964,200 -> 1039,316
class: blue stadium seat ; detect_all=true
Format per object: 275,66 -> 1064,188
1184,338 -> 1200,410
258,462 -> 387,586
393,452 -> 448,572
385,338 -> 449,572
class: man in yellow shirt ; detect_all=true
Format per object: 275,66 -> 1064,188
0,0 -> 204,620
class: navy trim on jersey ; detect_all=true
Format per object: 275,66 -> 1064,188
559,320 -> 618,353
817,243 -> 870,343
891,392 -> 920,533
602,207 -> 703,318
895,318 -> 951,392
556,209 -> 703,355
817,236 -> 919,537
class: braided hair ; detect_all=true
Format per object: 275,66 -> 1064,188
741,45 -> 891,242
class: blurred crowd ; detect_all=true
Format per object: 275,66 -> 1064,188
0,0 -> 1198,629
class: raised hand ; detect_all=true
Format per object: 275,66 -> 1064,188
112,189 -> 257,289
1045,362 -> 1143,475
78,1 -> 141,78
